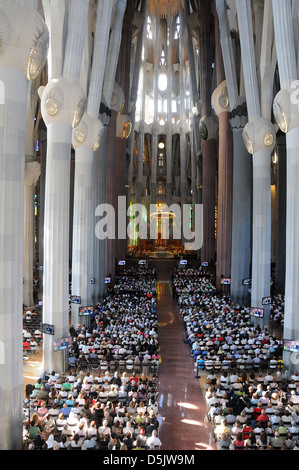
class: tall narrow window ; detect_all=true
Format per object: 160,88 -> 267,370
146,16 -> 152,39
174,16 -> 180,39
159,45 -> 166,65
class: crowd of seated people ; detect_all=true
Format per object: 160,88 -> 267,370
23,369 -> 161,450
171,266 -> 214,299
173,268 -> 284,375
23,266 -> 161,450
204,368 -> 299,450
23,308 -> 43,359
172,267 -> 299,450
68,271 -> 159,375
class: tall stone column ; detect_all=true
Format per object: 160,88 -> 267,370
272,0 -> 299,371
236,0 -> 276,328
93,126 -> 108,301
229,102 -> 252,305
185,1 -> 200,209
179,8 -> 188,217
23,76 -> 41,307
23,161 -> 41,307
115,1 -> 135,263
71,115 -> 103,327
0,1 -> 48,450
40,0 -> 89,373
212,81 -> 233,291
274,132 -> 286,294
216,0 -> 252,305
198,0 -> 217,266
71,0 -> 112,324
199,115 -> 218,265
105,110 -> 117,281
94,0 -> 127,300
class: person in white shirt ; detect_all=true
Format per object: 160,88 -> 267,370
264,373 -> 274,384
270,411 -> 281,427
146,430 -> 162,449
98,419 -> 111,436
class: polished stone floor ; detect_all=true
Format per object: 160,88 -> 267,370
156,278 -> 216,451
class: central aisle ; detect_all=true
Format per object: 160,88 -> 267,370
155,273 -> 216,451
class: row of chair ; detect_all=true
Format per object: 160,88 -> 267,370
195,358 -> 282,376
70,357 -> 159,376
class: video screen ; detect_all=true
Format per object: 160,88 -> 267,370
201,262 -> 208,267
250,307 -> 264,318
78,306 -> 94,316
242,279 -> 251,286
53,336 -> 72,352
283,339 -> 299,353
262,297 -> 272,306
105,277 -> 111,284
139,260 -> 146,265
118,260 -> 126,266
221,278 -> 231,285
180,260 -> 187,265
42,323 -> 54,335
70,295 -> 81,304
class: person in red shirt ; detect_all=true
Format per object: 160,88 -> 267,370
23,341 -> 31,350
129,374 -> 139,383
253,402 -> 264,420
242,420 -> 253,440
256,409 -> 269,426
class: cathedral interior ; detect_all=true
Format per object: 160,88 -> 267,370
0,0 -> 299,451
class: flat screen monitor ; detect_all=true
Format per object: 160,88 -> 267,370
242,278 -> 251,286
78,306 -> 94,316
53,336 -> 72,352
42,323 -> 54,335
105,277 -> 111,284
221,278 -> 231,285
201,262 -> 208,267
180,260 -> 187,265
250,307 -> 264,318
70,295 -> 81,304
118,260 -> 126,266
283,339 -> 299,353
262,296 -> 272,306
138,260 -> 146,265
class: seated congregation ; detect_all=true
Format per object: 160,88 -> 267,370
172,267 -> 299,450
23,267 -> 161,451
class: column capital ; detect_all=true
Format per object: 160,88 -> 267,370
39,77 -> 86,129
72,112 -> 104,151
0,1 -> 49,80
211,80 -> 230,116
199,114 -> 219,141
273,86 -> 299,133
242,116 -> 276,155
